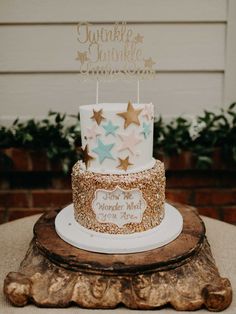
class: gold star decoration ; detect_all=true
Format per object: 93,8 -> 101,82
117,101 -> 142,129
90,109 -> 105,125
81,144 -> 94,169
117,156 -> 133,171
76,51 -> 89,65
134,33 -> 143,44
144,57 -> 156,69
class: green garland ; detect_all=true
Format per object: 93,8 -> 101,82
154,102 -> 236,168
0,103 -> 235,171
0,111 -> 81,173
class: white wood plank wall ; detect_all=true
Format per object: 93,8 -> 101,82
0,0 -> 235,124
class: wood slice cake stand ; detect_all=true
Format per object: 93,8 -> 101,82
4,203 -> 232,311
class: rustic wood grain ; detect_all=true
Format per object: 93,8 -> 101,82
33,203 -> 205,274
4,204 -> 232,310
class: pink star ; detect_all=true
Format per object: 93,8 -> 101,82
86,124 -> 101,142
142,104 -> 154,121
118,130 -> 142,155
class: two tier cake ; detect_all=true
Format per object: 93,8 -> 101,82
72,102 -> 166,234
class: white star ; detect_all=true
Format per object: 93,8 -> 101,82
118,130 -> 142,155
142,104 -> 154,121
86,124 -> 101,142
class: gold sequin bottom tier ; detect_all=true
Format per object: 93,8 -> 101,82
72,159 -> 166,234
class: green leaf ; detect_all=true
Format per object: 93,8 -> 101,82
196,156 -> 213,169
229,102 -> 236,110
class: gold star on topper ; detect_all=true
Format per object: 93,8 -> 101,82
117,101 -> 142,129
117,156 -> 133,171
81,144 -> 94,169
134,33 -> 143,44
76,51 -> 89,65
144,57 -> 156,69
90,109 -> 105,125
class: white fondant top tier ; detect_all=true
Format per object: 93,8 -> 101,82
79,102 -> 155,174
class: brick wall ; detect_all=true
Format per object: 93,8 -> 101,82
0,148 -> 236,224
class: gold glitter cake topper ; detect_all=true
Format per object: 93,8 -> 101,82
76,22 -> 156,80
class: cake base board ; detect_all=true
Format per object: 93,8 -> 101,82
55,203 -> 183,253
4,204 -> 232,311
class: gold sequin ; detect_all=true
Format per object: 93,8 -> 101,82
72,160 -> 166,234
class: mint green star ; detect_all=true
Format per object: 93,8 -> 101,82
102,120 -> 119,136
142,122 -> 151,139
92,138 -> 115,163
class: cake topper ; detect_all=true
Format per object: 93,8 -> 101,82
76,22 -> 157,104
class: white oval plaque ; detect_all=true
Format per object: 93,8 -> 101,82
92,186 -> 147,227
